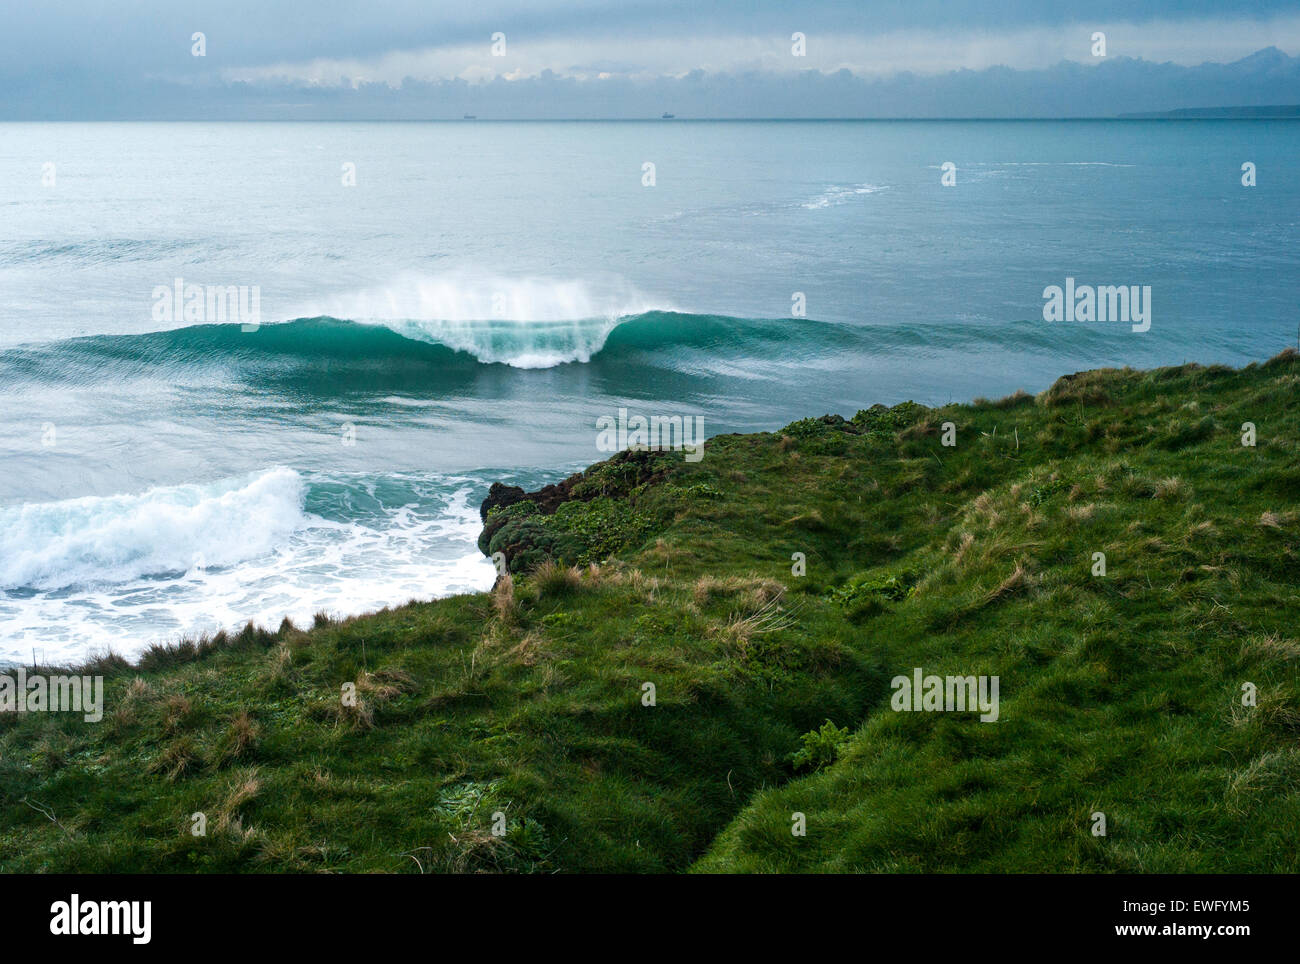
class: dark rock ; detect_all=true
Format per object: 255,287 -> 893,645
480,483 -> 527,521
817,414 -> 862,434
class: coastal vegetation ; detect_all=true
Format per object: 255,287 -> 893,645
2,351 -> 1297,873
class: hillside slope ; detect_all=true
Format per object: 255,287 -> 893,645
1,351 -> 1297,872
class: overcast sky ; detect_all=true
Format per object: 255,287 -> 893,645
5,1 -> 1300,118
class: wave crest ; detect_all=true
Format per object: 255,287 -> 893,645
385,317 -> 625,368
289,274 -> 669,366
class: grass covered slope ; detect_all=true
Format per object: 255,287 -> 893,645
2,351 -> 1298,873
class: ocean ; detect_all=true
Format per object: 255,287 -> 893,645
1,119 -> 1297,661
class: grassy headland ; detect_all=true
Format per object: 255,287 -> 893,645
2,351 -> 1298,873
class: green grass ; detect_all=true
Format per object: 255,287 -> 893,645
2,350 -> 1298,872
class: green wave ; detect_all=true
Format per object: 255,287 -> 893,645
0,312 -> 1076,392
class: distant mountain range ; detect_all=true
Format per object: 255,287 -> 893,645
1120,104 -> 1300,118
5,47 -> 1300,119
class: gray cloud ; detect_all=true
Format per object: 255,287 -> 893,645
7,48 -> 1299,120
3,1 -> 1300,118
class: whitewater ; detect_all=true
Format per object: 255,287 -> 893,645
0,468 -> 499,658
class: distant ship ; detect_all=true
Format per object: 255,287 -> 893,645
463,114 -> 477,120
661,112 -> 675,119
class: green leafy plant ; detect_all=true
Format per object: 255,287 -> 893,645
789,720 -> 852,773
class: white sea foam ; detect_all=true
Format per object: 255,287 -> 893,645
802,183 -> 887,209
290,273 -> 674,368
0,468 -> 307,592
389,317 -> 625,368
0,470 -> 498,663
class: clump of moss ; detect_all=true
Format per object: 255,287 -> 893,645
478,451 -> 671,571
482,497 -> 657,572
852,400 -> 930,439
